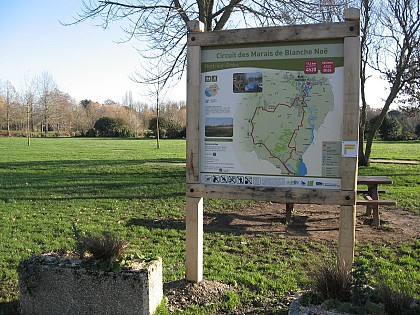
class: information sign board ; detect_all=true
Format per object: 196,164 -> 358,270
200,40 -> 345,190
185,9 -> 361,282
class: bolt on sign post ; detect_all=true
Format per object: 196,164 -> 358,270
186,9 -> 360,282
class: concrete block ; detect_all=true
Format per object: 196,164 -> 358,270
18,254 -> 163,315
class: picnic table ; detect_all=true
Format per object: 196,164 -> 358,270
356,175 -> 397,226
284,176 -> 396,227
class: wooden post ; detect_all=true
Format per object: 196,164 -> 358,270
338,8 -> 360,271
186,197 -> 203,282
186,20 -> 204,282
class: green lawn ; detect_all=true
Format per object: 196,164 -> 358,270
369,140 -> 420,161
0,138 -> 418,314
362,140 -> 420,211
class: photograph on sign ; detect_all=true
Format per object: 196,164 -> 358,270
200,40 -> 344,190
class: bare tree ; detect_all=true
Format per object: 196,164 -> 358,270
20,75 -> 37,144
0,80 -> 19,136
49,90 -> 75,134
398,46 -> 419,116
36,72 -> 57,134
358,0 -> 375,163
70,0 -> 350,89
359,0 -> 419,166
76,99 -> 101,133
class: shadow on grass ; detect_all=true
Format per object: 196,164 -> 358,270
204,212 -> 283,233
126,218 -> 185,230
125,210 -> 339,237
0,300 -> 19,315
2,192 -> 185,202
0,159 -> 186,169
202,211 -> 314,236
0,159 -> 186,201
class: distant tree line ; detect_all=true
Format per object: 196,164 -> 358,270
0,74 -> 186,138
363,107 -> 420,140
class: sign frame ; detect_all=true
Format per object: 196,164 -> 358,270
186,9 -> 360,282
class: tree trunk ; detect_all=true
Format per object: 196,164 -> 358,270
364,82 -> 400,165
6,107 -> 11,137
359,73 -> 368,166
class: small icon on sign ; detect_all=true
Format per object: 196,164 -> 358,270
342,141 -> 358,157
228,176 -> 237,184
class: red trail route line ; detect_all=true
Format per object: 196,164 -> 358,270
250,93 -> 307,175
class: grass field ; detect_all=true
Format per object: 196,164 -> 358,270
0,138 -> 418,314
368,140 -> 420,161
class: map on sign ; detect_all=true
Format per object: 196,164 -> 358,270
200,40 -> 344,189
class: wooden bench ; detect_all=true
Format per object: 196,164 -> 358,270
284,176 -> 396,227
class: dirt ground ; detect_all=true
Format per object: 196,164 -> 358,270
203,202 -> 419,243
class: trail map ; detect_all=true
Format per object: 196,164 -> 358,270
200,40 -> 344,189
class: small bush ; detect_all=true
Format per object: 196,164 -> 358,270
93,117 -> 133,137
310,259 -> 352,302
85,128 -> 98,137
77,231 -> 128,261
378,284 -> 413,315
72,222 -> 127,261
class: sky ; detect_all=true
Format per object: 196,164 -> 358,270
0,1 -> 388,108
0,0 -> 186,105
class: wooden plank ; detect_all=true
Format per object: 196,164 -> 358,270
341,36 -> 360,192
186,30 -> 203,184
338,205 -> 356,268
344,8 -> 361,21
357,189 -> 386,194
338,9 -> 360,272
357,176 -> 393,185
186,21 -> 204,283
186,183 -> 355,205
186,197 -> 204,282
187,20 -> 205,32
188,21 -> 359,47
356,200 -> 397,206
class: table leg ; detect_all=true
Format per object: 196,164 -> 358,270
285,203 -> 293,224
366,186 -> 373,216
371,185 -> 380,226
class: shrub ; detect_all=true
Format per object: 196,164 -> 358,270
379,115 -> 403,140
378,284 -> 414,315
93,117 -> 133,137
85,128 -> 98,137
309,259 -> 352,302
415,123 -> 420,138
76,231 -> 128,261
148,117 -> 184,139
72,222 -> 128,272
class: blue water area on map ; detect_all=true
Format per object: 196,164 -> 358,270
297,159 -> 308,176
